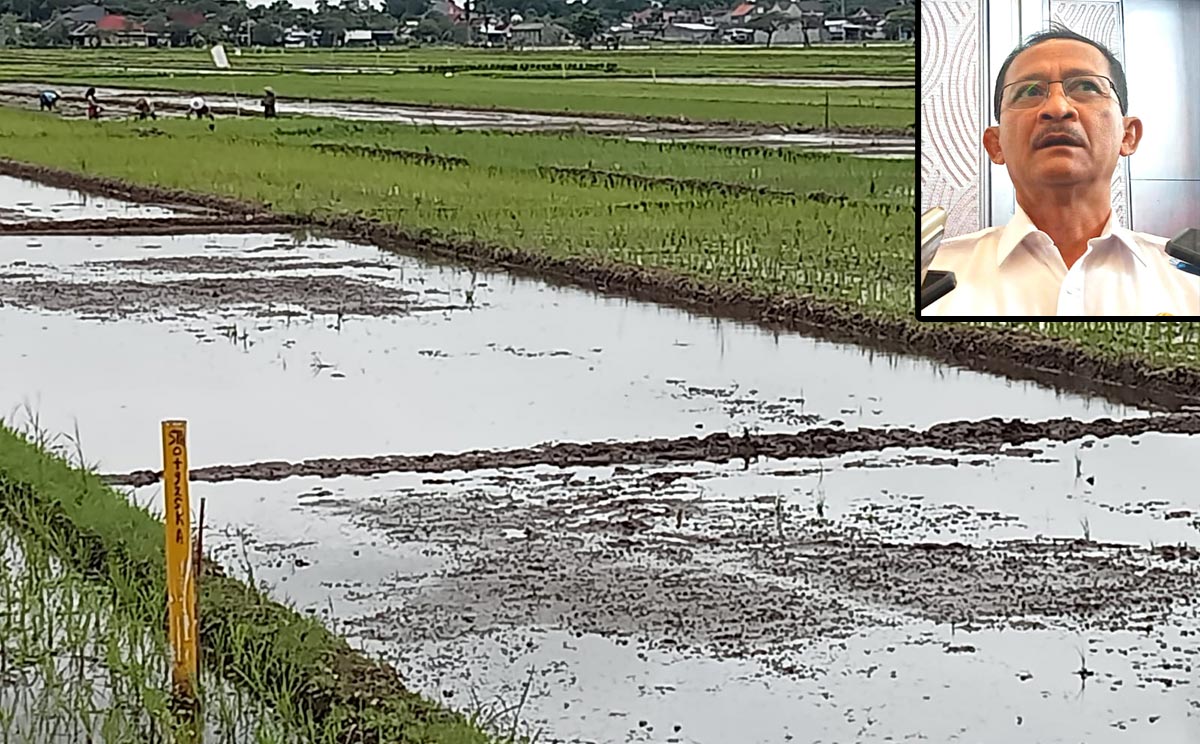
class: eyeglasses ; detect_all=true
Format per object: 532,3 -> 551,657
1000,74 -> 1120,112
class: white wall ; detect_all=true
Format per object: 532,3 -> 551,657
1123,0 -> 1200,239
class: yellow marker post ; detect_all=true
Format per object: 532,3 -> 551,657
161,420 -> 198,702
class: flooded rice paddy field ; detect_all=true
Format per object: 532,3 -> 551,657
0,229 -> 1138,471
0,83 -> 915,157
0,180 -> 1196,742
0,174 -> 188,223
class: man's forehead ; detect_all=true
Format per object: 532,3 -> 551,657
1006,38 -> 1109,81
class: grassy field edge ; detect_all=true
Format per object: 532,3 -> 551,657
0,79 -> 916,136
0,422 -> 507,744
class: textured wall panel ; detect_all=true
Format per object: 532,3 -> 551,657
1049,0 -> 1131,227
920,0 -> 984,238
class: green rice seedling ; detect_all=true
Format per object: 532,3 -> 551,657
0,418 -> 516,744
0,523 -> 335,744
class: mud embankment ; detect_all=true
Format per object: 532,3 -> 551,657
2,159 -> 1198,413
0,215 -> 292,235
103,412 -> 1200,486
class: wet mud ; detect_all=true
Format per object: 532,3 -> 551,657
1,159 -> 1195,413
0,274 -> 430,319
143,444 -> 1200,743
102,412 -> 1200,486
0,215 -> 293,235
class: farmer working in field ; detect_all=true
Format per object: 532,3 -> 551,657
84,87 -> 101,120
38,89 -> 60,111
187,96 -> 215,121
134,97 -> 157,121
923,24 -> 1199,317
262,86 -> 277,119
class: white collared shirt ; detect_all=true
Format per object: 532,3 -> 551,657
922,205 -> 1200,317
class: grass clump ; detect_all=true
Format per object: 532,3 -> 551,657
0,418 -> 511,744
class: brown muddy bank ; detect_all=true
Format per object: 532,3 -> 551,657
1,159 -> 1197,413
0,215 -> 293,235
103,412 -> 1200,486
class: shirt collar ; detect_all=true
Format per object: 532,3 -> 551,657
995,203 -> 1148,268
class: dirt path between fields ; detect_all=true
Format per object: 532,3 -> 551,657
102,412 -> 1200,486
0,215 -> 292,234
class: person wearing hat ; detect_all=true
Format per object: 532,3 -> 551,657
262,86 -> 277,119
38,89 -> 61,112
186,96 -> 215,121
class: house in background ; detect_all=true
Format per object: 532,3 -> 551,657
714,0 -> 830,45
663,21 -> 717,43
429,0 -> 465,24
283,26 -> 319,47
69,14 -> 158,46
342,29 -> 375,46
61,3 -> 105,25
340,28 -> 399,46
509,21 -> 570,47
825,7 -> 885,40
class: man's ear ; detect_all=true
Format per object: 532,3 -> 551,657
1119,116 -> 1143,157
983,126 -> 1005,165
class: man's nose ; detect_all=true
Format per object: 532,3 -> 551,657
1038,83 -> 1078,120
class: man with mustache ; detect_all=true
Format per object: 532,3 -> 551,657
923,25 -> 1199,316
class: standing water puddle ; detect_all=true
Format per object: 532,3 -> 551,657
0,175 -> 190,222
0,231 -> 1139,471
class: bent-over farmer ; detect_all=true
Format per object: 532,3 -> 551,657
186,96 -> 215,120
134,97 -> 157,121
38,89 -> 61,111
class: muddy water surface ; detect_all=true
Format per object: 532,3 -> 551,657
0,231 -> 1138,472
123,432 -> 1200,744
0,175 -> 187,222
